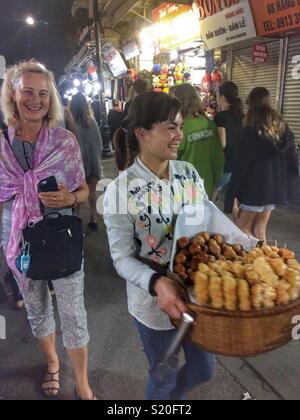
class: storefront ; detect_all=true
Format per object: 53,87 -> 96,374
248,0 -> 300,142
282,34 -> 300,143
230,38 -> 282,108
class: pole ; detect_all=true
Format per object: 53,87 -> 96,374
93,0 -> 113,157
44,22 -> 51,70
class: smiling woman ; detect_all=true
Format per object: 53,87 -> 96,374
0,60 -> 96,400
1,60 -> 61,128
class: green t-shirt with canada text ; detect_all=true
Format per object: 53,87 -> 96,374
178,115 -> 225,198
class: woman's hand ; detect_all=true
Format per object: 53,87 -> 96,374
154,276 -> 188,320
39,184 -> 75,209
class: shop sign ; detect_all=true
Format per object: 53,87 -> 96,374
193,0 -> 257,50
250,0 -> 300,36
253,43 -> 268,63
151,3 -> 201,51
103,45 -> 128,78
123,40 -> 140,61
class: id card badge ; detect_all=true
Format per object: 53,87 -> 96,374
21,255 -> 31,273
21,242 -> 31,274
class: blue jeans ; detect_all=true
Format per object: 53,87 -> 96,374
134,319 -> 215,400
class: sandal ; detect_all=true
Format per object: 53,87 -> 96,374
42,370 -> 60,398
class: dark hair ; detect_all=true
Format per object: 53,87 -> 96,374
219,81 -> 244,121
133,79 -> 147,95
173,84 -> 206,119
246,87 -> 287,142
69,92 -> 93,129
113,92 -> 181,171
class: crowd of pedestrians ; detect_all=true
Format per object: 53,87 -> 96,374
0,58 -> 298,400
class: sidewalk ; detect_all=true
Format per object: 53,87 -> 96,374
0,159 -> 299,400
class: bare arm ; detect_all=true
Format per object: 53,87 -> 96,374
217,127 -> 227,149
39,181 -> 89,208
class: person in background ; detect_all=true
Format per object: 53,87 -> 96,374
174,84 -> 224,199
229,87 -> 298,242
1,88 -> 25,308
70,92 -> 103,231
123,79 -> 147,117
212,81 -> 244,211
104,92 -> 215,400
108,98 -> 124,141
0,60 -> 96,400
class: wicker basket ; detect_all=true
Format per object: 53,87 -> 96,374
185,298 -> 300,357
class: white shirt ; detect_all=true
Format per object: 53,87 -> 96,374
104,157 -> 206,330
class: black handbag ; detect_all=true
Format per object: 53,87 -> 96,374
22,213 -> 84,281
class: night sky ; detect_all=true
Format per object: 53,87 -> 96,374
0,0 -> 75,78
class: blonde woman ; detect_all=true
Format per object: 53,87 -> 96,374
0,60 -> 96,400
230,87 -> 298,242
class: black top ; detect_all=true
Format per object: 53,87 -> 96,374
108,109 -> 124,139
229,126 -> 298,206
123,100 -> 132,117
214,110 -> 243,172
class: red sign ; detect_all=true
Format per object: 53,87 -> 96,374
250,0 -> 300,36
253,43 -> 268,63
152,3 -> 179,22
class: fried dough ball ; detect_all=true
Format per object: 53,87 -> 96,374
229,262 -> 246,278
238,280 -> 251,311
211,234 -> 224,245
209,239 -> 221,258
189,243 -> 203,256
287,259 -> 300,271
223,276 -> 238,311
251,284 -> 264,310
175,252 -> 188,265
222,245 -> 237,261
198,263 -> 211,274
263,284 -> 277,309
252,247 -> 264,257
174,264 -> 187,281
194,272 -> 209,305
245,270 -> 260,286
209,276 -> 224,309
283,269 -> 300,300
276,281 -> 290,306
278,248 -> 296,260
201,232 -> 211,242
268,258 -> 287,277
270,246 -> 279,253
261,245 -> 273,257
177,237 -> 190,249
231,244 -> 243,255
192,234 -> 206,245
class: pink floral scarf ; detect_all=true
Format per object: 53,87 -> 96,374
0,126 -> 85,286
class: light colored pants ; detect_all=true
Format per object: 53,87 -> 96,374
1,203 -> 89,349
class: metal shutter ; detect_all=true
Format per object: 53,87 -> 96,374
282,35 -> 300,143
231,39 -> 281,107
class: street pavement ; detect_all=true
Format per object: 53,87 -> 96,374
0,158 -> 299,400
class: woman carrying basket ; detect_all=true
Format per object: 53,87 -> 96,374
104,92 -> 215,400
